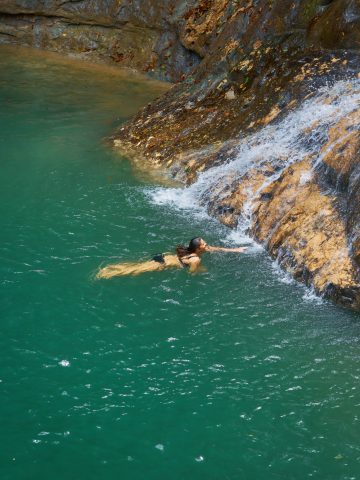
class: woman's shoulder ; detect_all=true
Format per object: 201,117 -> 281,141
180,253 -> 200,263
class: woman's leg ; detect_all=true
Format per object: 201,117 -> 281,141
96,260 -> 163,279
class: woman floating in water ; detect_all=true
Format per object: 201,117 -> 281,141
96,237 -> 247,278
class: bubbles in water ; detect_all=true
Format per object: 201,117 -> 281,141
59,359 -> 70,367
302,287 -> 325,305
146,184 -> 208,221
271,262 -> 296,285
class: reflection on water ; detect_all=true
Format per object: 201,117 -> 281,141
1,46 -> 360,480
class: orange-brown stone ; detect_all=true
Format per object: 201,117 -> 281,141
251,159 -> 359,304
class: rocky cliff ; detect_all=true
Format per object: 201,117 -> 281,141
0,0 -> 202,81
2,0 -> 360,308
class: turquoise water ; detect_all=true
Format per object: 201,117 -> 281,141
1,46 -> 360,480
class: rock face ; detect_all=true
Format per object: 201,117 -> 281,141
111,0 -> 360,309
0,0 -> 201,81
2,0 -> 360,308
252,158 -> 360,308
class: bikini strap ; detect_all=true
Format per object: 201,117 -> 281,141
181,253 -> 197,260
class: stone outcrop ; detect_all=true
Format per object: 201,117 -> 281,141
317,111 -> 360,274
0,0 -> 201,81
252,158 -> 360,307
2,0 -> 360,308
111,0 -> 360,309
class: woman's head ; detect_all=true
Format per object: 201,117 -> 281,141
188,237 -> 204,253
176,237 -> 207,258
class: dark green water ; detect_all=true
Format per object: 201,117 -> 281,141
1,46 -> 360,480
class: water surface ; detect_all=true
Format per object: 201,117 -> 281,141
1,46 -> 360,480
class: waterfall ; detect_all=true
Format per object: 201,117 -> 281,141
147,78 -> 360,246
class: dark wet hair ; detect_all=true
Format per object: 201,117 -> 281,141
176,237 -> 203,258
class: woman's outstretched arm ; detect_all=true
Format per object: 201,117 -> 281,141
205,245 -> 248,253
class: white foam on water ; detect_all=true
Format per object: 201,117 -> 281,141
302,287 -> 326,305
271,261 -> 296,286
146,184 -> 209,222
145,77 -> 360,291
225,228 -> 262,252
299,170 -> 313,185
271,259 -> 327,305
148,78 -> 359,227
225,228 -> 254,246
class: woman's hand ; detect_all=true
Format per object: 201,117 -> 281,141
232,247 -> 248,253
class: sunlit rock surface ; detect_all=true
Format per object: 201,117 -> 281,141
252,159 -> 360,308
111,0 -> 360,309
2,0 -> 360,307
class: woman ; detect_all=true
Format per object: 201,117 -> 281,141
96,237 -> 247,279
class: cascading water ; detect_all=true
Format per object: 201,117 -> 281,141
147,78 -> 360,247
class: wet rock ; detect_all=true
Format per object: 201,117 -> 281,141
107,2 -> 360,309
316,111 -> 360,274
307,0 -> 360,50
225,88 -> 236,100
2,0 -> 360,308
251,159 -> 360,307
0,1 -> 202,82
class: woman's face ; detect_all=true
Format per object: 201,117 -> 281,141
197,239 -> 208,252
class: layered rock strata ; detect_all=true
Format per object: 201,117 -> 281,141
0,0 -> 201,81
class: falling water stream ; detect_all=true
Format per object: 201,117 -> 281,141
1,47 -> 360,480
150,78 -> 360,242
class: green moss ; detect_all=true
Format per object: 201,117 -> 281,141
299,0 -> 319,26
